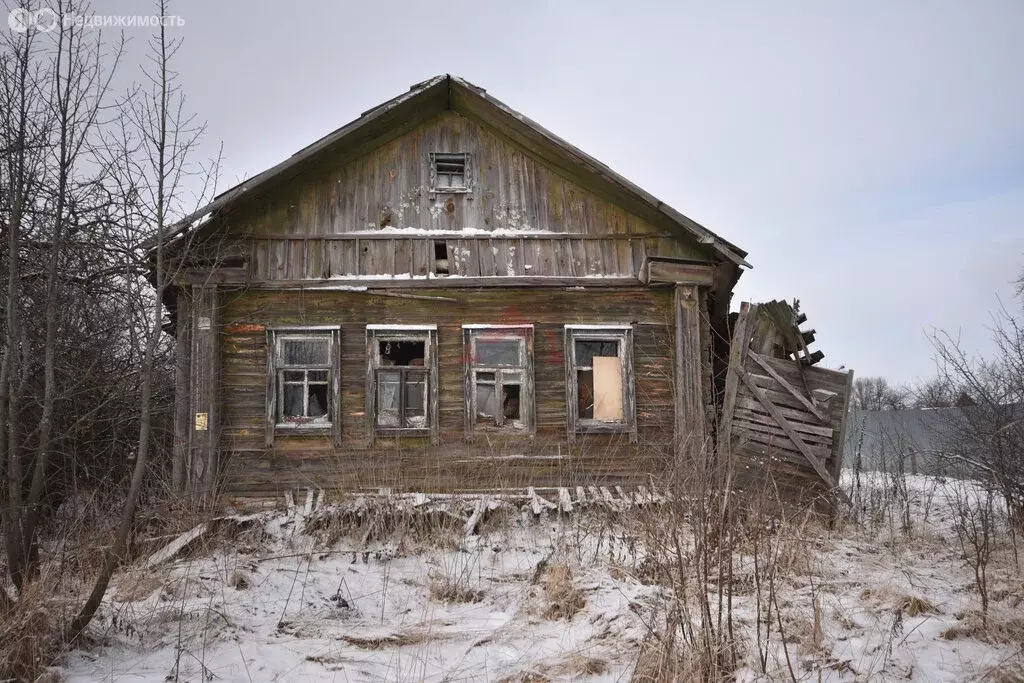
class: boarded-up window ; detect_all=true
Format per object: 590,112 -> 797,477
592,356 -> 624,420
565,326 -> 635,440
464,325 -> 534,436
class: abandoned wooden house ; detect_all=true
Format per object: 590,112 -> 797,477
159,75 -> 851,505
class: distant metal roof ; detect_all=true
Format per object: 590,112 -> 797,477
842,408 -> 966,475
161,75 -> 749,268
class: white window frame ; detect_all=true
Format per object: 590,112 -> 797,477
564,324 -> 637,443
463,325 -> 535,437
365,324 -> 439,442
265,327 -> 341,445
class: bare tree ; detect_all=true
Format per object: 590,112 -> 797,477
852,376 -> 909,411
928,288 -> 1024,530
68,0 -> 213,640
1,0 -> 51,593
18,0 -> 123,587
912,376 -> 956,409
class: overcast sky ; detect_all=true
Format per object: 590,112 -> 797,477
88,0 -> 1024,383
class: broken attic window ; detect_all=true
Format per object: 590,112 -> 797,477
277,335 -> 333,426
434,240 -> 449,275
431,153 -> 468,191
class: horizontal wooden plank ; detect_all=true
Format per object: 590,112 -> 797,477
642,259 -> 715,286
245,276 -> 646,288
733,400 -> 834,438
732,411 -> 834,448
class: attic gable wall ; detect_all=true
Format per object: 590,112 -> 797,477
221,111 -> 705,261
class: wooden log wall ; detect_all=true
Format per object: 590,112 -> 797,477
214,286 -> 678,495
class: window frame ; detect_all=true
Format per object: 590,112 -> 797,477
429,152 -> 471,194
365,324 -> 439,442
265,326 -> 341,446
463,325 -> 535,438
564,324 -> 637,443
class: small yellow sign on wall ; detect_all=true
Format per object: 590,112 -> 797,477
194,412 -> 209,431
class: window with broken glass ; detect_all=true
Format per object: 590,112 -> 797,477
275,334 -> 333,426
368,327 -> 436,435
565,326 -> 635,439
464,326 -> 533,433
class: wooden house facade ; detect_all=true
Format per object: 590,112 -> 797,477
161,75 -> 752,501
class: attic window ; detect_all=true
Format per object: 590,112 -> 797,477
430,153 -> 469,192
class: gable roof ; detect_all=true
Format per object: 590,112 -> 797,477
168,75 -> 749,268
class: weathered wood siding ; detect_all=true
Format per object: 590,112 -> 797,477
248,234 -> 656,282
221,110 -> 704,257
728,353 -> 853,503
217,286 -> 678,494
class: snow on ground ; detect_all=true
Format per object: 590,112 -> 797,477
61,474 -> 1024,682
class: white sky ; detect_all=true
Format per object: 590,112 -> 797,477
76,0 -> 1024,383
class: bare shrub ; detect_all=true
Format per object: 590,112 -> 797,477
945,481 -> 998,624
928,292 -> 1024,536
631,609 -> 719,683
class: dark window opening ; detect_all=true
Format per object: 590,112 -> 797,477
434,240 -> 449,275
574,340 -> 619,366
503,383 -> 521,421
379,340 -> 425,366
577,369 -> 595,419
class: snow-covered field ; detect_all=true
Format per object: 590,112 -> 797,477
61,474 -> 1023,682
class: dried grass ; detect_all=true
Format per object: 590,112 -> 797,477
542,563 -> 586,620
340,631 -> 430,649
983,661 -> 1024,683
427,569 -> 484,604
896,594 -> 939,617
0,582 -> 66,682
538,652 -> 608,677
494,672 -> 551,683
940,610 -> 1024,644
631,627 -> 722,683
113,571 -> 164,602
